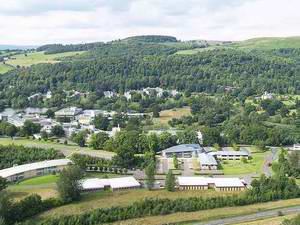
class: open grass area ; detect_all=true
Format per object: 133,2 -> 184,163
233,214 -> 296,225
6,51 -> 85,67
221,151 -> 268,175
157,107 -> 191,124
0,63 -> 13,74
112,198 -> 300,225
17,175 -> 59,186
36,189 -> 237,220
0,137 -> 115,159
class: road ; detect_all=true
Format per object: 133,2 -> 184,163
193,205 -> 300,225
262,147 -> 279,177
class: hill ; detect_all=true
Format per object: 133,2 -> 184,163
0,35 -> 299,108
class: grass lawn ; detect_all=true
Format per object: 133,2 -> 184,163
6,51 -> 85,67
17,175 -> 59,186
221,151 -> 268,175
156,107 -> 191,125
0,137 -> 115,159
233,214 -> 296,225
114,198 -> 300,225
0,63 -> 13,74
35,188 -> 237,220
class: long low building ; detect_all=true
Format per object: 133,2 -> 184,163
209,150 -> 250,160
81,177 -> 141,191
0,159 -> 72,182
198,153 -> 218,170
161,144 -> 206,158
177,176 -> 247,191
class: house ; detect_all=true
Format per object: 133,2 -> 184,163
80,177 -> 140,192
27,93 -> 42,100
209,149 -> 250,160
198,153 -> 218,170
143,87 -> 164,97
261,91 -> 274,100
177,176 -> 247,191
7,115 -> 25,127
290,144 -> 300,151
103,91 -> 116,98
0,159 -> 72,182
55,107 -> 83,120
0,108 -> 17,121
161,144 -> 206,158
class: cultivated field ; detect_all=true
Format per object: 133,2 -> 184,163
6,51 -> 85,67
157,107 -> 191,124
0,137 -> 115,159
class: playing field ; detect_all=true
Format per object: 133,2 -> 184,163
6,51 -> 85,67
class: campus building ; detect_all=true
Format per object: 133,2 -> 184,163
81,177 -> 141,192
177,176 -> 247,191
209,150 -> 250,160
198,153 -> 218,170
161,144 -> 205,158
55,107 -> 83,120
0,159 -> 72,182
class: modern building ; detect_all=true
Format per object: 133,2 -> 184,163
198,153 -> 218,170
177,176 -> 247,191
161,144 -> 206,158
209,150 -> 250,160
80,177 -> 141,192
0,159 -> 72,182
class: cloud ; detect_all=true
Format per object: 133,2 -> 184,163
0,0 -> 299,45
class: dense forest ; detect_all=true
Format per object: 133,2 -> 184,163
0,35 -> 299,109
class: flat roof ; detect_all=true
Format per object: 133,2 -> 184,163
162,144 -> 204,154
178,176 -> 246,188
209,150 -> 250,156
0,159 -> 72,178
199,153 -> 218,165
81,177 -> 140,190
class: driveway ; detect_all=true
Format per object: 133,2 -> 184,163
193,205 -> 300,225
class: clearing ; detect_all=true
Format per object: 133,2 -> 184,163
157,107 -> 191,125
5,51 -> 85,67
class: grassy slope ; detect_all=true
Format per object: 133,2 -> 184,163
0,63 -> 13,74
6,51 -> 85,67
111,198 -> 300,225
36,189 -> 236,220
176,37 -> 300,55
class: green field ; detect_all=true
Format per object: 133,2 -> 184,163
0,63 -> 13,74
221,151 -> 268,175
6,51 -> 85,67
17,175 -> 59,186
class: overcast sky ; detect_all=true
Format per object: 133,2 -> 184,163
1,0 -> 299,45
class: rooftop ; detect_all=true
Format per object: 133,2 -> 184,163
177,176 -> 246,188
81,177 -> 140,190
199,153 -> 218,165
209,150 -> 250,156
162,144 -> 205,153
0,159 -> 72,178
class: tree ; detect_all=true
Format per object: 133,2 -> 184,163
0,177 -> 7,191
56,166 -> 83,203
0,191 -> 13,225
145,160 -> 156,190
5,125 -> 17,138
152,105 -> 160,118
71,131 -> 87,147
94,114 -> 109,131
89,132 -> 109,150
50,125 -> 65,137
41,130 -> 48,140
177,129 -> 198,144
213,143 -> 221,151
173,154 -> 179,169
202,127 -> 223,146
165,170 -> 175,191
22,120 -> 41,136
45,109 -> 55,118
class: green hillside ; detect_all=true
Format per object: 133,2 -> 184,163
232,36 -> 300,49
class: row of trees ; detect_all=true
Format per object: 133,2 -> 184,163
0,145 -> 64,169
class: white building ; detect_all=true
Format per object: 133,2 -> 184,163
198,153 -> 218,170
55,107 -> 83,119
261,92 -> 274,100
103,91 -> 117,98
209,150 -> 250,160
177,176 -> 247,191
80,177 -> 140,192
0,159 -> 72,182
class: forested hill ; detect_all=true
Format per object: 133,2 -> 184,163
0,36 -> 300,108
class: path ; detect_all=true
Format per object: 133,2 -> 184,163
193,205 -> 300,225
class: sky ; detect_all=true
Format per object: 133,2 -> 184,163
0,0 -> 300,45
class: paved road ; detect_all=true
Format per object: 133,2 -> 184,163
194,205 -> 300,225
263,147 -> 279,177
